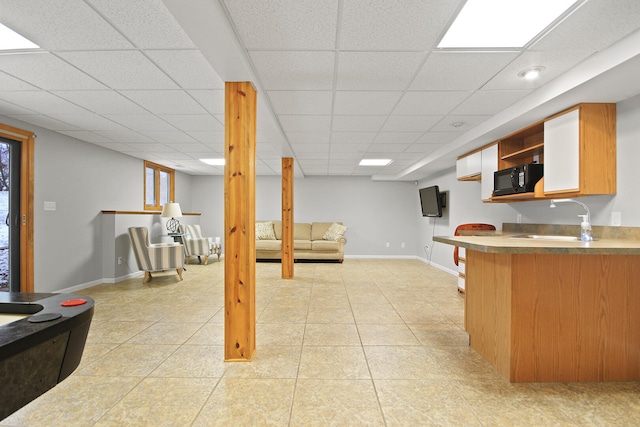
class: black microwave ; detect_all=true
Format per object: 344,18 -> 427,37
493,164 -> 544,196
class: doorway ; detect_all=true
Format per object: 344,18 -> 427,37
0,138 -> 20,291
0,123 -> 34,293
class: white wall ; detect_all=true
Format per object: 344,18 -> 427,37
0,116 -> 194,292
191,175 -> 420,257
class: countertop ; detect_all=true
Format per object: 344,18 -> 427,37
434,223 -> 640,255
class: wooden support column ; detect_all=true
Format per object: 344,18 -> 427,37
282,158 -> 294,278
224,82 -> 256,361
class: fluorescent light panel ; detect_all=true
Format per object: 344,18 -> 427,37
438,0 -> 578,48
200,158 -> 225,166
359,159 -> 392,166
0,23 -> 39,50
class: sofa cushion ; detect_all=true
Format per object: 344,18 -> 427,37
294,240 -> 312,250
323,222 -> 347,241
256,221 -> 276,240
311,222 -> 339,241
312,240 -> 340,251
255,239 -> 281,251
294,223 -> 312,241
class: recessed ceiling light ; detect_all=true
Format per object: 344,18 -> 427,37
359,159 -> 392,166
0,23 -> 39,50
200,158 -> 225,166
518,66 -> 546,80
438,0 -> 578,48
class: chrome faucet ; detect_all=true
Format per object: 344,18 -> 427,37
550,198 -> 594,241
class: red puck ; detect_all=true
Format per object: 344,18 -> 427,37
61,298 -> 87,307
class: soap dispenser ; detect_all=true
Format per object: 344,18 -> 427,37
578,214 -> 593,241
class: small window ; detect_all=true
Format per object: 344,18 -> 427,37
144,161 -> 175,211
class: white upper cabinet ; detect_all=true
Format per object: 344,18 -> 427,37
544,109 -> 580,194
480,144 -> 498,200
456,150 -> 482,180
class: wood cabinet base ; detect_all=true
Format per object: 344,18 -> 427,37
466,251 -> 640,382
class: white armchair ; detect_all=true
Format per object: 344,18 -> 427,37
128,227 -> 184,283
178,224 -> 221,264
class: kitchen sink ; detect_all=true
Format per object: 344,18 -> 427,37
509,234 -> 582,241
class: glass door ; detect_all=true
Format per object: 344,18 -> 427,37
0,138 -> 20,292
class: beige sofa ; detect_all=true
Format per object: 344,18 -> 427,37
255,220 -> 347,262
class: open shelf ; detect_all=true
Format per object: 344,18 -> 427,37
500,142 -> 544,161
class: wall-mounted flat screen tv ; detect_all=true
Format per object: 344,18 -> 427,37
419,185 -> 445,217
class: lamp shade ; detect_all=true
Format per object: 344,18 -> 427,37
161,202 -> 182,218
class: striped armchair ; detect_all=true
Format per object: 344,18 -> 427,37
178,224 -> 217,264
128,227 -> 184,283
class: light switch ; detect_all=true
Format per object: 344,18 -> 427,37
44,201 -> 56,211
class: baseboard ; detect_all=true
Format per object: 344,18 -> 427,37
344,255 -> 418,259
56,272 -> 143,294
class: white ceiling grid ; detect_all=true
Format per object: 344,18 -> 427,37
0,0 -> 638,178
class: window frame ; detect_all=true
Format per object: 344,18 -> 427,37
144,160 -> 175,211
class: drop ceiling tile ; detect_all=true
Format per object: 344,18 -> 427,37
159,115 -> 223,131
285,131 -> 330,144
340,0 -> 461,50
414,132 -> 461,144
249,51 -> 335,90
0,53 -> 105,90
0,91 -> 90,115
0,100 -> 36,116
146,50 -> 224,89
278,115 -> 331,132
366,143 -> 410,153
404,143 -> 444,155
126,143 -> 177,153
410,52 -> 520,91
430,115 -> 491,132
187,90 -> 225,115
483,50 -> 594,90
450,91 -> 531,115
268,91 -> 333,115
336,52 -> 426,90
57,130 -> 114,144
329,151 -> 364,160
374,132 -> 423,144
331,132 -> 376,144
0,0 -> 133,50
48,113 -> 126,131
332,116 -> 386,132
139,130 -> 197,144
334,91 -> 403,115
119,90 -> 207,115
393,91 -> 472,116
94,130 -> 154,143
104,114 -> 177,131
223,0 -> 338,49
381,116 -> 441,132
87,0 -> 196,49
58,51 -> 179,90
291,143 -> 330,154
296,152 -> 330,160
0,71 -> 39,91
532,0 -> 640,52
7,114 -> 79,131
52,90 -> 148,115
185,131 -> 225,144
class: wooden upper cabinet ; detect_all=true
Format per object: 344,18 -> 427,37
456,149 -> 482,181
543,103 -> 616,197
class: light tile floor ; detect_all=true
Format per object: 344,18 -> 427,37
2,259 -> 640,426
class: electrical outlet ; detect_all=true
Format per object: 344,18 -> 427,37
611,211 -> 622,226
385,242 -> 390,248
517,214 -> 522,223
118,257 -> 123,265
401,242 -> 405,248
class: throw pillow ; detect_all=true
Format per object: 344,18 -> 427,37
323,222 -> 347,241
255,221 -> 276,240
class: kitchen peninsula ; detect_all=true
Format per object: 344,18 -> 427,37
435,224 -> 640,383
